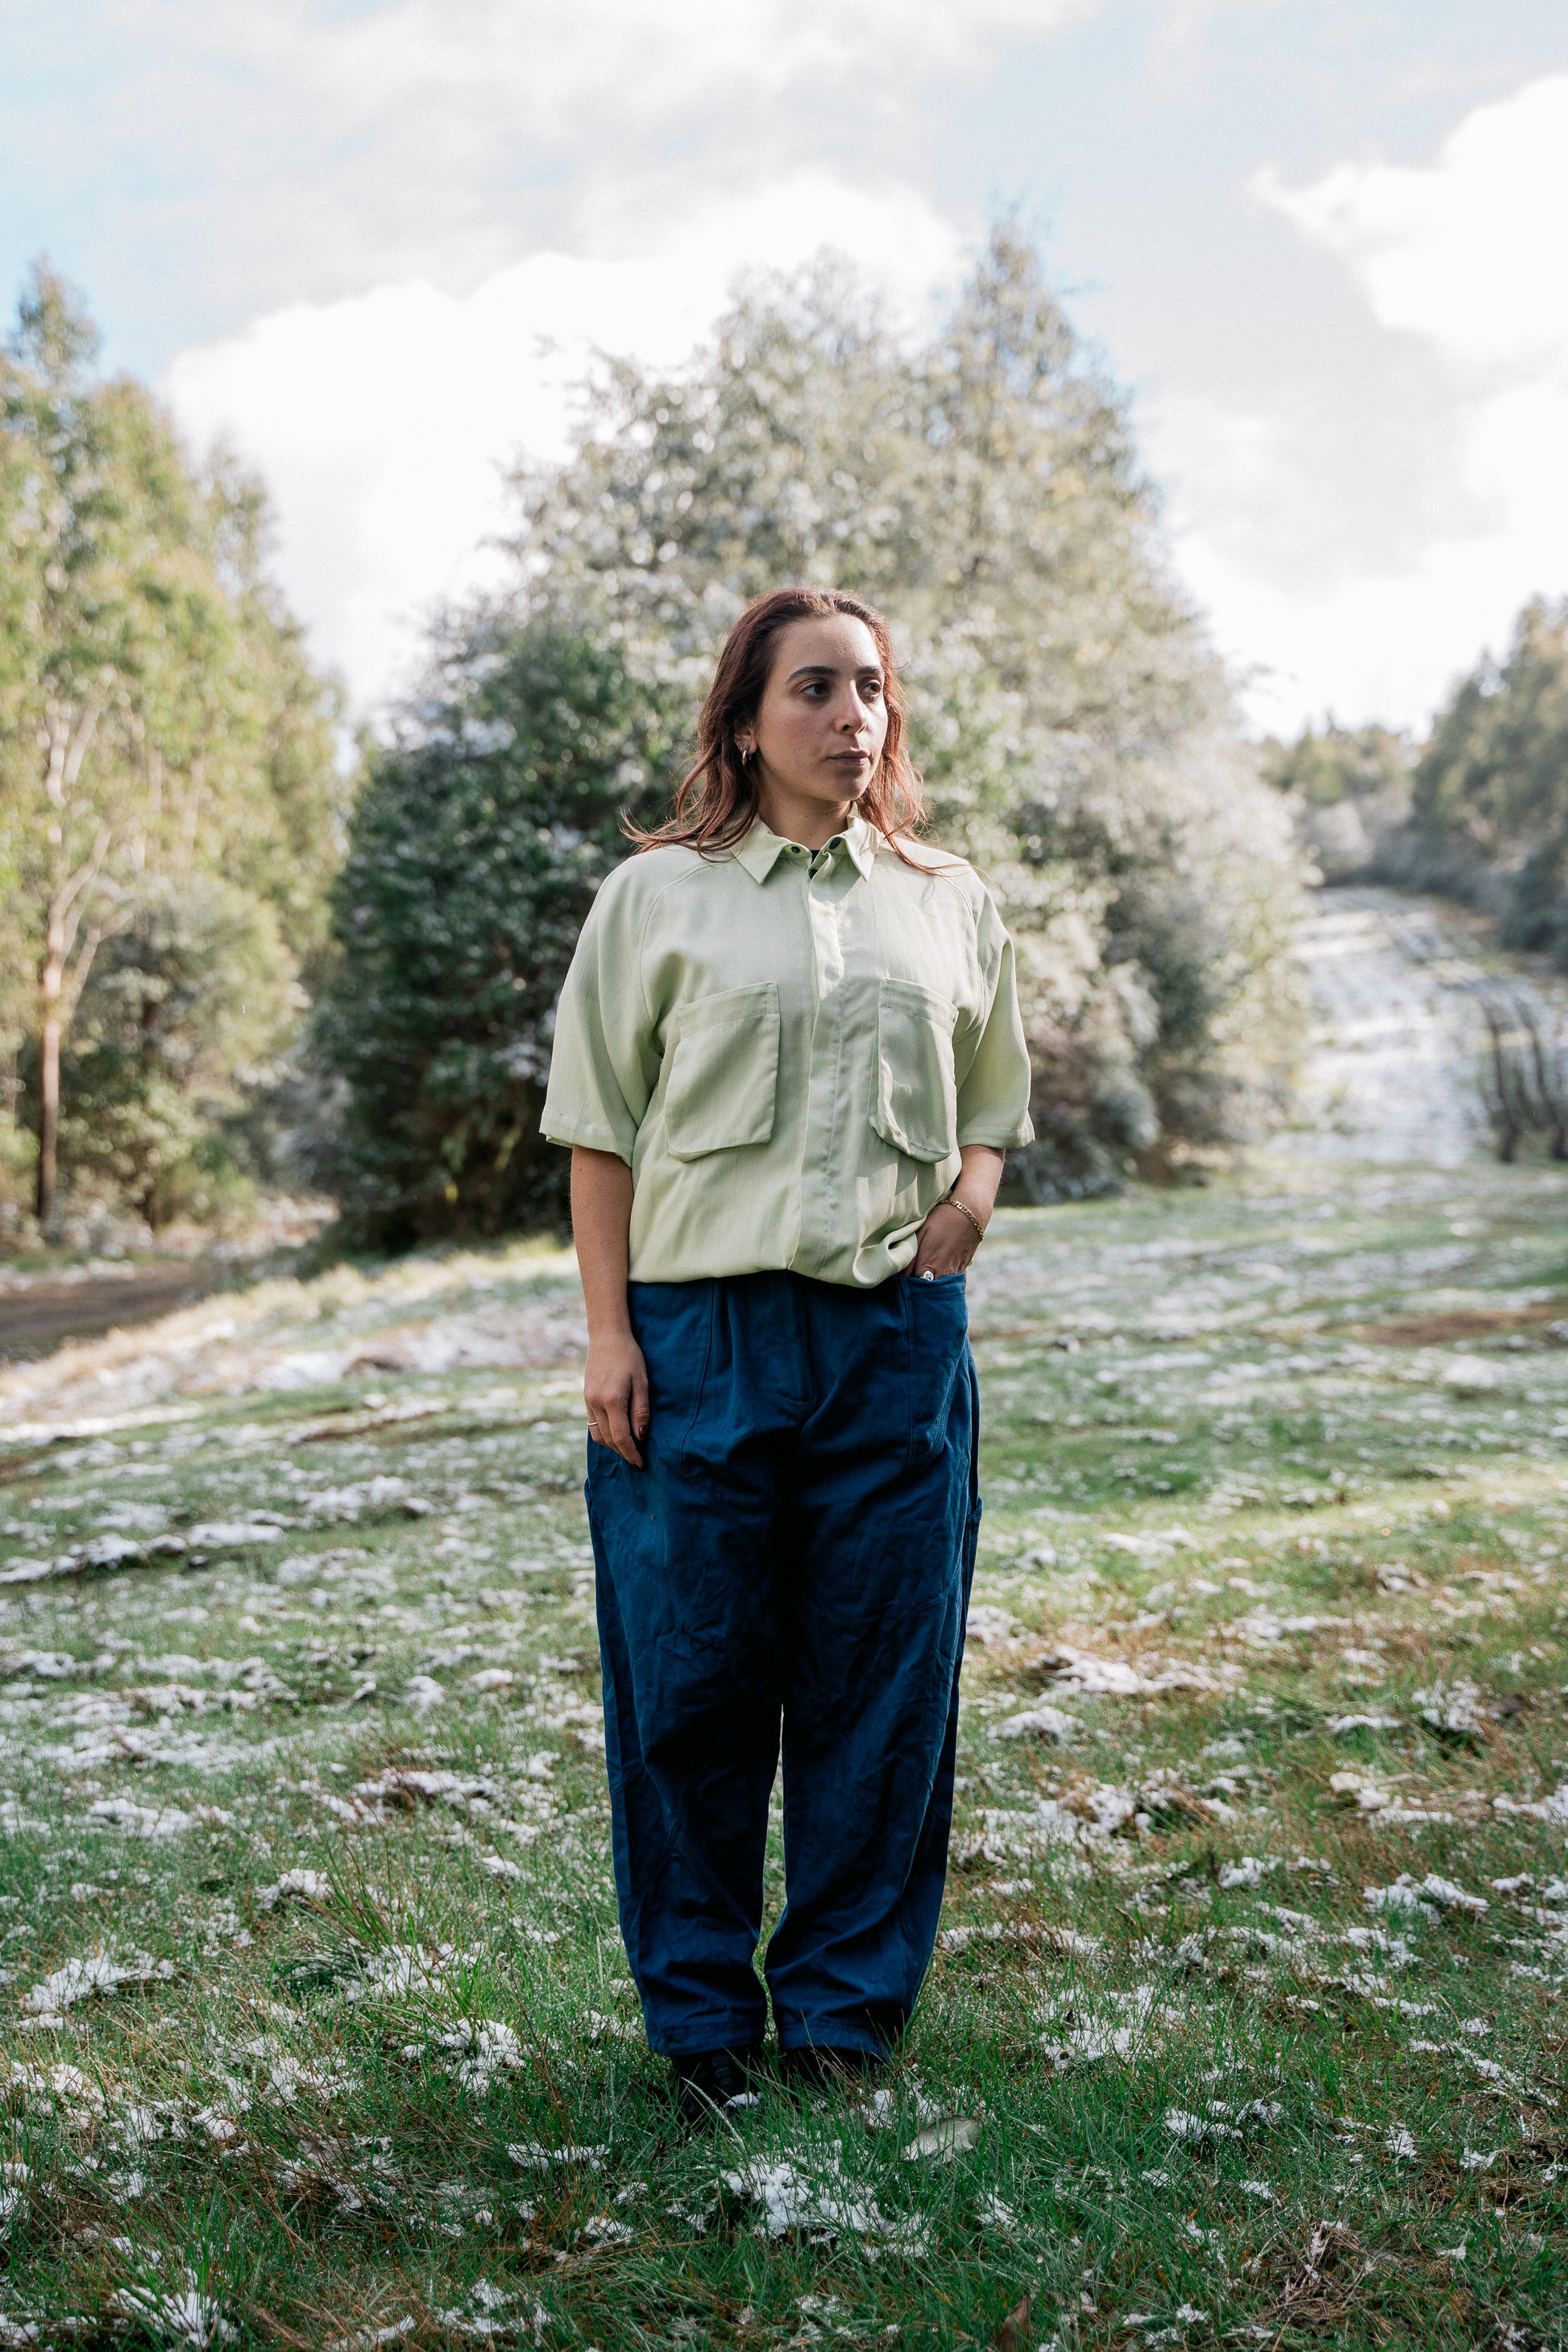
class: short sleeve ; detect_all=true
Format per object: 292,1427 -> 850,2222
541,871 -> 661,1163
955,890 -> 1035,1150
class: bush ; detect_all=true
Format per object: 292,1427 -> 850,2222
35,877 -> 302,1228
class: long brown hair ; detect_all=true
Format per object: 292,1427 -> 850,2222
627,587 -> 927,859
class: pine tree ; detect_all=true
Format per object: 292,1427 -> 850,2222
315,617 -> 680,1245
1413,599 -> 1568,957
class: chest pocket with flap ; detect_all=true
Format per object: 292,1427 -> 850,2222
870,977 -> 959,1164
662,983 -> 780,1161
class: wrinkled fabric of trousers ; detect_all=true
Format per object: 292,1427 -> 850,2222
584,1267 -> 981,2059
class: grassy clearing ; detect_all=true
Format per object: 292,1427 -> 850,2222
2,1155 -> 1568,2348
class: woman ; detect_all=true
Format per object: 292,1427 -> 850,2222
541,587 -> 1033,2118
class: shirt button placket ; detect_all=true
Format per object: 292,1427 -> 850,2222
799,847 -> 848,1277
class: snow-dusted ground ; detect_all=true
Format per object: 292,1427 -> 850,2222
1278,887 -> 1490,1168
0,885 -> 1541,1432
0,1246 -> 587,1437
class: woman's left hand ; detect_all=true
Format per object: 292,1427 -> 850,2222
907,1148 -> 1005,1278
909,1196 -> 984,1277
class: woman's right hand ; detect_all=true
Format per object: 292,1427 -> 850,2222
584,1329 -> 650,1469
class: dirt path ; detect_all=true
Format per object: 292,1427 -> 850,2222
0,1264 -> 227,1361
1278,886 -> 1490,1167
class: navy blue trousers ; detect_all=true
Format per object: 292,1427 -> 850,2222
584,1268 -> 980,2059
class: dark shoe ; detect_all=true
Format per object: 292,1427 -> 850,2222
780,2045 -> 886,2093
670,2047 -> 762,2128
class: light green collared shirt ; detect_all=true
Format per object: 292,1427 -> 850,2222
541,813 -> 1035,1287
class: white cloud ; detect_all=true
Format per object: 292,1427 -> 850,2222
145,0 -> 1074,706
106,0 -> 1083,308
164,179 -> 964,708
1257,74 -> 1568,367
148,10 -> 1568,743
1152,74 -> 1568,735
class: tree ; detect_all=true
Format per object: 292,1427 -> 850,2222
320,228 -> 1301,1231
315,618 -> 680,1246
1262,721 -> 1413,808
0,261 -> 346,1226
504,227 -> 1300,1194
1261,720 -> 1415,884
1412,598 -> 1568,957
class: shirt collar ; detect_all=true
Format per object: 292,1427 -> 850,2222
729,819 -> 790,884
840,815 -> 879,880
731,812 -> 880,886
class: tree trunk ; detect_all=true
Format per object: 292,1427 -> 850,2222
35,899 -> 66,1226
36,1016 -> 63,1232
32,827 -> 114,1230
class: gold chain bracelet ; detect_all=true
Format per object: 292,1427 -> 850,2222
940,1192 -> 985,1243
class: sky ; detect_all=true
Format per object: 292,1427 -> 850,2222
5,0 -> 1567,737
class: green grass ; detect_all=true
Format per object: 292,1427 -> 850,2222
2,1155 -> 1568,2348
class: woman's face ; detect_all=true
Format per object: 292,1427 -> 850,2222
742,613 -> 890,817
